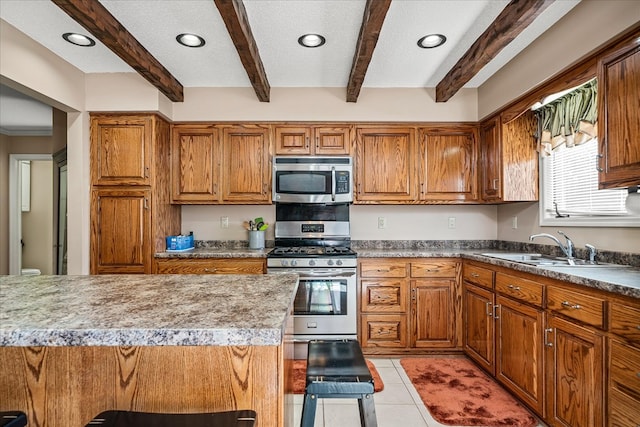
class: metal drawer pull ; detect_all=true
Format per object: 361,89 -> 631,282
486,302 -> 492,317
471,273 -> 480,278
507,284 -> 521,291
561,301 -> 581,310
544,328 -> 553,347
204,268 -> 217,273
636,325 -> 640,330
493,304 -> 500,319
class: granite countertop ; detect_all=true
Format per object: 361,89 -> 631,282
356,248 -> 640,299
155,247 -> 269,258
0,274 -> 298,347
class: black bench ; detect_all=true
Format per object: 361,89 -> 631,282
0,412 -> 27,427
84,410 -> 256,427
301,339 -> 377,427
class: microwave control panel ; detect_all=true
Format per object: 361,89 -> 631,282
335,171 -> 350,194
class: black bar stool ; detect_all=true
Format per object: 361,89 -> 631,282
84,410 -> 256,427
301,339 -> 377,427
0,412 -> 27,427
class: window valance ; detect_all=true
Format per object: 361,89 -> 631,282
536,79 -> 598,156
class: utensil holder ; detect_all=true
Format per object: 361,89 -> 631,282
248,230 -> 265,250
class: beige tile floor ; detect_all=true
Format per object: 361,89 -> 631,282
292,358 -> 547,427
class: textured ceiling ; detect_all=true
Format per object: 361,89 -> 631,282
0,0 -> 581,133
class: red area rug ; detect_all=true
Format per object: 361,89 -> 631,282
400,358 -> 537,427
291,359 -> 384,394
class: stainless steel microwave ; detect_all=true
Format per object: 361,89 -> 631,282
272,156 -> 353,204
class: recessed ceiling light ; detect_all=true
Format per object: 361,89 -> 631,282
62,32 -> 95,47
176,33 -> 206,48
417,34 -> 446,49
298,34 -> 326,48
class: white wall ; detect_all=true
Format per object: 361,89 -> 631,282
181,204 -> 498,243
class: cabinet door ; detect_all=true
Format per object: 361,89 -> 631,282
597,40 -> 640,189
480,116 -> 502,201
220,125 -> 271,203
315,126 -> 351,155
355,127 -> 417,202
464,282 -> 495,375
171,125 -> 219,203
418,127 -> 478,202
91,115 -> 151,186
91,188 -> 150,274
361,314 -> 408,349
546,315 -> 605,427
361,279 -> 408,313
501,110 -> 538,201
495,295 -> 545,416
274,125 -> 311,155
412,279 -> 456,348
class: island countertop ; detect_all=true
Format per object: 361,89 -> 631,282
0,274 -> 299,347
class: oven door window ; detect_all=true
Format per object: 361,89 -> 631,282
294,279 -> 348,315
276,171 -> 331,195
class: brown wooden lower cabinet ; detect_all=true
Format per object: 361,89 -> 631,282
155,258 -> 266,274
359,258 -> 460,355
463,282 -> 495,374
545,315 -> 605,427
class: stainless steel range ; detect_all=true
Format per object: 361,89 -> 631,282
267,203 -> 357,359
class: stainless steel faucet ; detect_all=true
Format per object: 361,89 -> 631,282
585,244 -> 597,263
529,231 -> 575,260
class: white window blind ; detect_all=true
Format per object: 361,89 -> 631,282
541,138 -> 628,217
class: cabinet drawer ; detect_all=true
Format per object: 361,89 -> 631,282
361,279 -> 408,313
610,340 -> 640,396
360,260 -> 407,278
609,387 -> 640,427
463,263 -> 494,289
155,258 -> 265,274
361,314 -> 408,348
495,272 -> 543,307
611,303 -> 640,345
411,261 -> 457,278
547,287 -> 605,328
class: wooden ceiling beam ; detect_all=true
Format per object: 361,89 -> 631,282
52,0 -> 184,102
213,0 -> 270,102
346,0 -> 392,103
435,0 -> 555,103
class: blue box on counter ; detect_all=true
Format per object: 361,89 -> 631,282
166,233 -> 194,251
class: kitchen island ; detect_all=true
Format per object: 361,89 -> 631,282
0,274 -> 299,427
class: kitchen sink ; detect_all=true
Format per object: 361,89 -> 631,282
480,253 -> 623,268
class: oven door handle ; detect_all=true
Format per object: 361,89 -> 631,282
302,271 -> 355,278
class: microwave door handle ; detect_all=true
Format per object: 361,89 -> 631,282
331,167 -> 336,202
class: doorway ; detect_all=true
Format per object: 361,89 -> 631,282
9,154 -> 55,274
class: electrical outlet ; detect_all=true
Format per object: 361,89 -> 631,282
512,216 -> 518,229
448,217 -> 456,229
221,216 -> 229,229
378,216 -> 387,229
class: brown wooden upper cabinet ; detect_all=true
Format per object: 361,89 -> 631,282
354,127 -> 417,202
91,115 -> 152,186
597,36 -> 640,189
418,125 -> 478,202
274,124 -> 351,155
171,124 -> 272,204
480,111 -> 538,202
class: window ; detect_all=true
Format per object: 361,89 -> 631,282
540,138 -> 639,227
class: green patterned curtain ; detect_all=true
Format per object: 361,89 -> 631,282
536,79 -> 598,156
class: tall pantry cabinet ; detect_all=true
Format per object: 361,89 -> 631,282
90,113 -> 181,274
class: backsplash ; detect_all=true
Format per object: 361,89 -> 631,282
194,239 -> 639,267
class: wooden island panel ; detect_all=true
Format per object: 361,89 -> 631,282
1,344 -> 288,427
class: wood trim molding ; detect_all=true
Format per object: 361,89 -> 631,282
346,0 -> 392,103
213,0 -> 271,102
52,0 -> 184,102
435,0 -> 554,103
